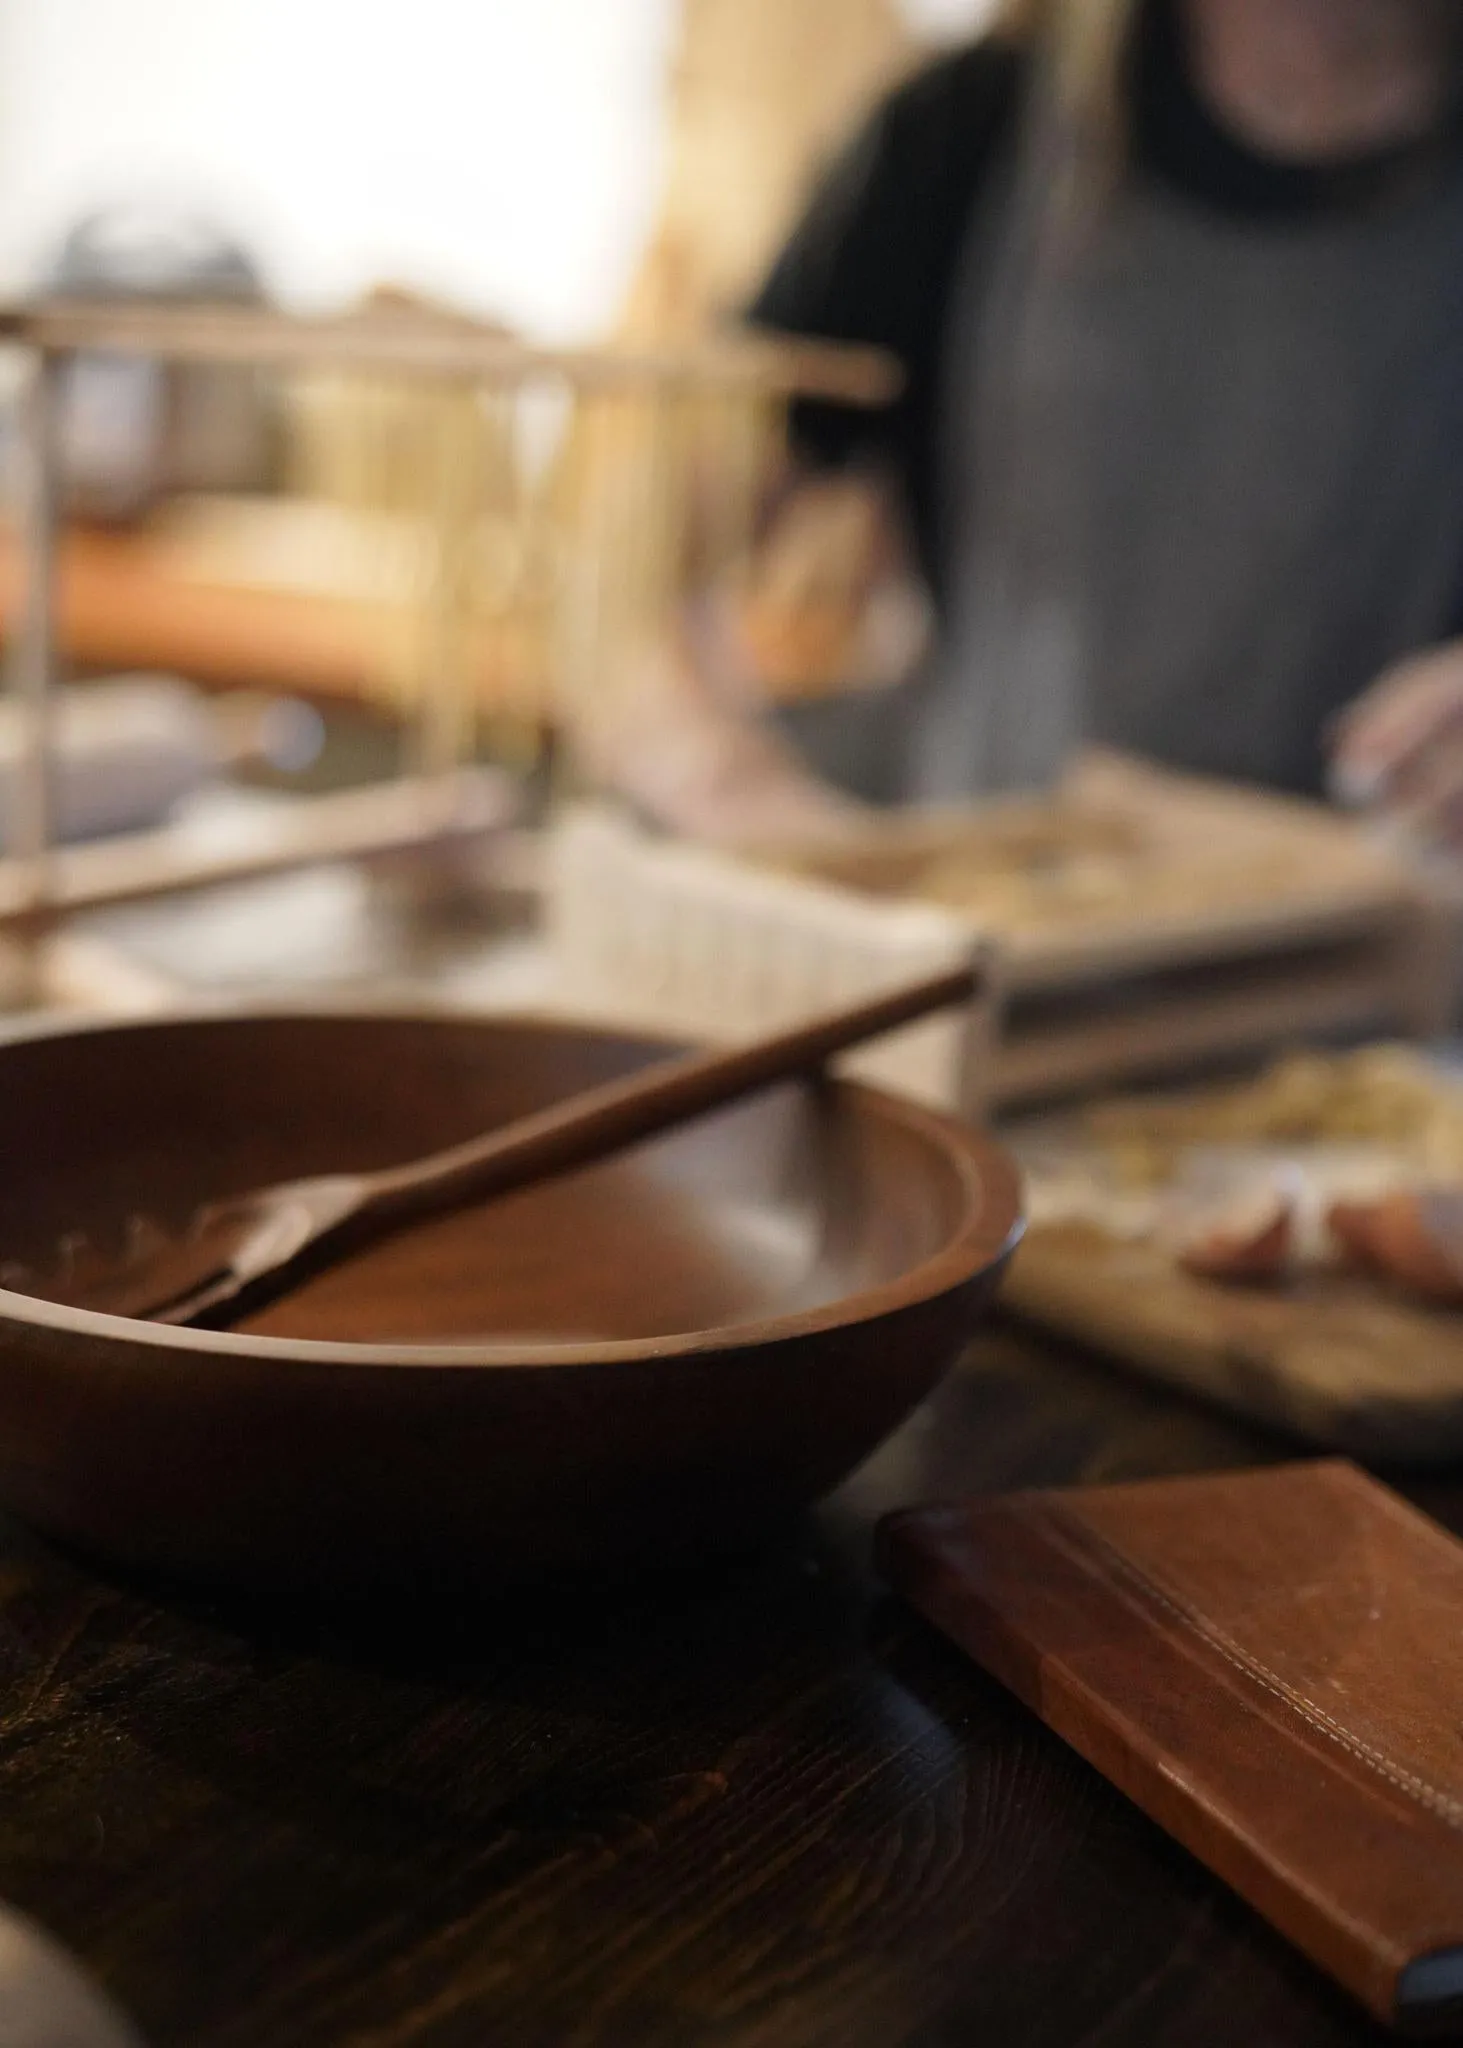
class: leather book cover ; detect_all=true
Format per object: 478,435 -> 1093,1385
877,1460 -> 1463,2034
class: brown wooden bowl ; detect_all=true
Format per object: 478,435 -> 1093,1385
0,1011 -> 1021,1599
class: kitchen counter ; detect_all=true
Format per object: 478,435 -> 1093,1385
0,856 -> 1433,2044
0,1317 -> 1419,2047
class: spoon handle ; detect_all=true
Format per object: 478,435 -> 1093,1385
362,965 -> 981,1228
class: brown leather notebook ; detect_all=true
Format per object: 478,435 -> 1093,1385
878,1461 -> 1463,2035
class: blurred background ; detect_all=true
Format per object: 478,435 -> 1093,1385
0,0 -> 991,333
0,0 -> 1446,1116
0,0 -> 992,1010
0,0 -> 991,820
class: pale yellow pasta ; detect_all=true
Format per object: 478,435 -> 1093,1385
1077,1048 -> 1463,1189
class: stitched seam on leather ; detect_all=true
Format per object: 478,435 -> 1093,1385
1049,1506 -> 1463,1832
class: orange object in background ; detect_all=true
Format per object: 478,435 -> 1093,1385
0,518 -> 551,724
0,520 -> 375,700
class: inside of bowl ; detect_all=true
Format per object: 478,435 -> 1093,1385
0,1014 -> 971,1347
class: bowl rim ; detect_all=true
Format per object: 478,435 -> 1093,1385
0,1005 -> 1024,1369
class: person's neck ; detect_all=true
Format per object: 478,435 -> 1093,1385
1183,0 -> 1457,162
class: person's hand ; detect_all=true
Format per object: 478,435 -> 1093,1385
727,474 -> 930,700
577,636 -> 871,852
617,705 -> 870,850
1330,641 -> 1463,851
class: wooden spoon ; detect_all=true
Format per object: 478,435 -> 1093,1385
10,967 -> 979,1331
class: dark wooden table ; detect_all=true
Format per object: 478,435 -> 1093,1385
0,1315 -> 1440,2048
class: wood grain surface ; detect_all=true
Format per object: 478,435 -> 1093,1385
1006,1224 -> 1463,1465
0,1321 -> 1419,2047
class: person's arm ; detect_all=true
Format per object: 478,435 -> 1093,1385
585,40 -> 1021,846
580,461 -> 914,849
579,90 -> 914,845
1330,639 -> 1463,849
580,617 -> 867,849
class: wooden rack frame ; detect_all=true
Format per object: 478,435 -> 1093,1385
0,300 -> 896,934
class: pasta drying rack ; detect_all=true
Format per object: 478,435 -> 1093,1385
0,298 -> 895,1007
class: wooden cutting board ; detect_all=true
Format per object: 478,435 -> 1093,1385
1003,1223 -> 1463,1465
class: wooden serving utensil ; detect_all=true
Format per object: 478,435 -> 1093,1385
8,967 -> 979,1331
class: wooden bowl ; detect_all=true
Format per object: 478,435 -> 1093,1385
0,1012 -> 1021,1598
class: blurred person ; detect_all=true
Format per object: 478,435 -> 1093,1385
597,0 -> 1463,852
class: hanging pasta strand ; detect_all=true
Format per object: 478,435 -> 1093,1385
368,374 -> 425,733
413,378 -> 480,784
624,385 -> 677,677
699,385 -> 781,701
479,380 -> 545,778
552,387 -> 619,801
